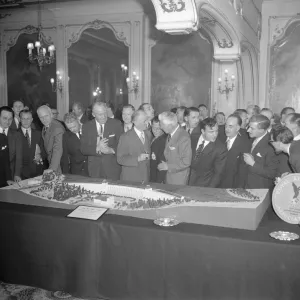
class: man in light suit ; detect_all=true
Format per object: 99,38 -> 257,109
81,102 -> 123,179
37,105 -> 65,173
117,109 -> 151,183
158,111 -> 192,185
244,114 -> 278,189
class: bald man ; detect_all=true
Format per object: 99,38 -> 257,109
37,105 -> 65,173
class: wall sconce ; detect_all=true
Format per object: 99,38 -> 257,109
93,87 -> 102,97
50,71 -> 63,93
218,69 -> 235,100
126,72 -> 139,94
121,64 -> 128,76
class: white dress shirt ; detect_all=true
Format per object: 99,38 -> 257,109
226,134 -> 238,151
96,121 -> 105,136
196,135 -> 210,151
21,127 -> 31,139
134,127 -> 145,144
0,127 -> 8,136
14,117 -> 20,128
251,131 -> 268,152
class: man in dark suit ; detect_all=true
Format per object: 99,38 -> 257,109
220,114 -> 251,188
122,104 -> 135,132
234,109 -> 250,138
72,102 -> 90,125
81,102 -> 123,179
19,109 -> 45,179
0,106 -> 22,182
37,105 -> 65,173
280,107 -> 295,126
244,114 -> 278,189
184,107 -> 201,136
117,110 -> 151,183
0,133 -> 12,187
61,112 -> 88,176
150,116 -> 167,183
10,100 -> 24,130
189,118 -> 227,187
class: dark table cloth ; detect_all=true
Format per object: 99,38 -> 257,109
1,193 -> 300,299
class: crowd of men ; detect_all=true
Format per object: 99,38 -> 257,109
0,100 -> 299,191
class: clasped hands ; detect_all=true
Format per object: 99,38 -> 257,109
96,138 -> 114,154
157,160 -> 168,171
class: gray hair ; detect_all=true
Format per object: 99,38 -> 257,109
92,101 -> 107,111
158,111 -> 178,125
37,105 -> 52,115
64,112 -> 78,124
132,109 -> 146,123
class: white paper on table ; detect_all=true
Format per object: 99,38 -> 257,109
67,206 -> 108,220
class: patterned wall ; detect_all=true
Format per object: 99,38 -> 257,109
269,22 -> 300,114
151,32 -> 213,113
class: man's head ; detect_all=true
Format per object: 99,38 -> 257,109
64,112 -> 81,134
72,102 -> 85,118
139,103 -> 154,121
280,107 -> 295,124
20,109 -> 33,129
247,114 -> 270,139
246,104 -> 260,123
122,104 -> 135,124
12,100 -> 24,118
184,107 -> 200,129
151,115 -> 163,138
92,101 -> 108,125
132,109 -> 148,132
51,108 -> 59,120
176,106 -> 187,125
225,114 -> 242,138
198,104 -> 208,120
201,118 -> 218,142
260,108 -> 274,125
215,112 -> 225,126
37,105 -> 53,127
159,111 -> 178,134
106,102 -> 114,118
270,124 -> 294,153
0,106 -> 14,129
234,109 -> 248,129
284,113 -> 300,137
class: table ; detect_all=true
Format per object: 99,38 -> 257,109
1,184 -> 300,300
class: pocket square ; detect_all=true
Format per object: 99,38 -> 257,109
256,152 -> 262,157
108,134 -> 115,137
169,146 -> 176,150
1,145 -> 7,150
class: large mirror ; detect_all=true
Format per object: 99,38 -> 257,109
68,27 -> 129,119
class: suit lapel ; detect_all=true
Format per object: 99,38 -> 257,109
252,133 -> 269,155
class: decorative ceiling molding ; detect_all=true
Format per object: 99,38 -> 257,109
151,0 -> 199,35
199,3 -> 240,61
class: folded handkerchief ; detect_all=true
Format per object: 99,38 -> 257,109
169,146 -> 176,150
108,134 -> 115,137
256,152 -> 262,157
1,145 -> 7,150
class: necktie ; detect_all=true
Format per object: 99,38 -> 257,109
140,132 -> 145,144
99,124 -> 103,139
251,139 -> 258,152
226,138 -> 231,151
194,141 -> 205,161
25,130 -> 31,147
167,134 -> 171,143
43,126 -> 47,136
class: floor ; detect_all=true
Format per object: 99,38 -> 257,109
0,281 -> 105,300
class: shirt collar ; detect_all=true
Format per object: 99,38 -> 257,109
21,127 -> 31,134
170,125 -> 179,137
134,127 -> 143,136
198,134 -> 210,146
294,134 -> 300,141
254,131 -> 268,145
0,127 -> 8,135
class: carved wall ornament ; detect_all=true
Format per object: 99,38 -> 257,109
66,19 -> 130,48
159,0 -> 185,13
218,38 -> 233,48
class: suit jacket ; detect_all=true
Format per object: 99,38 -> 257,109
80,114 -> 90,125
276,152 -> 292,176
239,128 -> 250,139
61,131 -> 88,176
7,129 -> 23,178
42,119 -> 65,172
220,134 -> 251,188
19,128 -> 45,179
150,134 -> 167,183
245,133 -> 279,189
217,124 -> 226,143
164,127 -> 192,185
117,128 -> 151,183
289,140 -> 300,173
10,118 -> 20,131
0,134 -> 12,187
81,118 -> 123,180
189,136 -> 227,187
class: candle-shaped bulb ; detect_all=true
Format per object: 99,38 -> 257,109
59,76 -> 62,80
124,66 -> 127,70
42,48 -> 46,56
56,71 -> 60,75
126,78 -> 130,83
231,75 -> 235,80
218,78 -> 222,83
136,76 -> 139,80
121,64 -> 124,68
132,71 -> 136,76
93,92 -> 97,96
35,41 -> 41,48
224,69 -> 228,75
50,78 -> 55,84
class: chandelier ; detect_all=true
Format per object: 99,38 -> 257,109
26,0 -> 55,70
